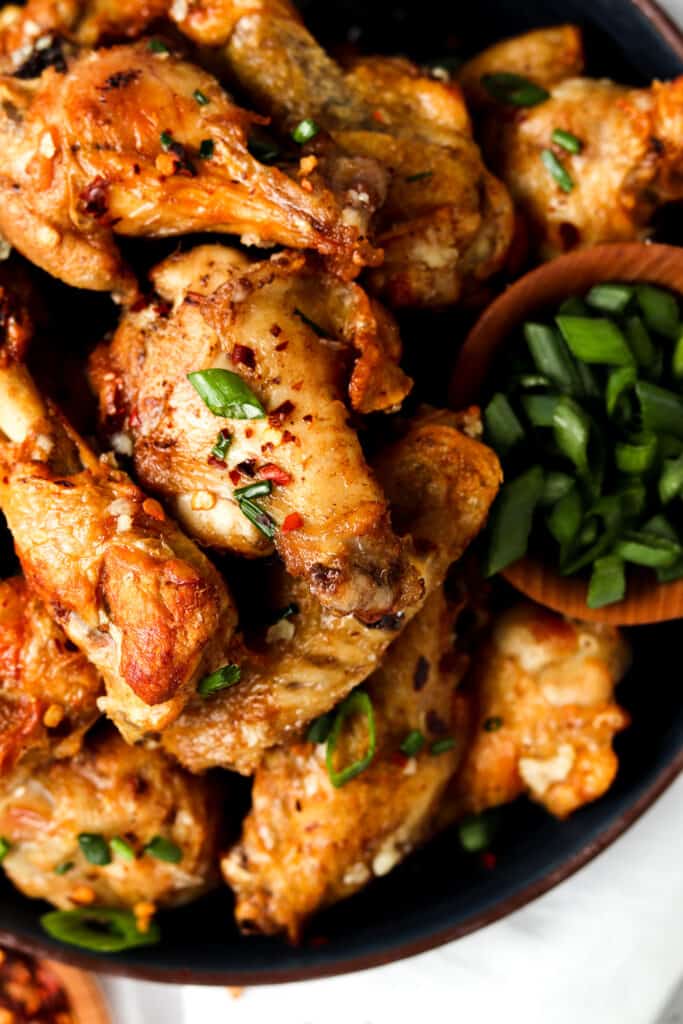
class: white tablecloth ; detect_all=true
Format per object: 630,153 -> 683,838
100,2 -> 683,1019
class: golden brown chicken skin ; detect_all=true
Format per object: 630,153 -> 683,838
444,603 -> 630,820
0,40 -> 368,298
222,587 -> 470,941
0,728 -> 221,911
0,577 -> 102,777
91,244 -> 419,622
459,27 -> 683,258
0,355 -> 237,743
162,409 -> 502,775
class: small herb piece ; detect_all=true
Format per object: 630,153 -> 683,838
188,368 -> 265,419
484,465 -> 544,576
587,555 -> 626,609
233,480 -> 272,500
42,908 -> 160,953
556,316 -> 633,366
54,862 -> 74,876
198,664 -> 241,697
145,836 -> 183,864
484,393 -> 525,455
238,497 -> 276,538
210,430 -> 232,461
78,833 -> 111,867
0,837 -> 10,862
292,118 -> 319,144
551,128 -> 582,154
637,284 -> 680,340
293,307 -> 327,336
110,837 -> 136,862
199,138 -> 214,159
541,148 -> 574,193
400,730 -> 426,756
586,283 -> 634,314
306,713 -> 333,745
405,170 -> 433,183
481,72 -> 549,106
160,130 -> 174,151
325,690 -> 376,788
458,813 -> 496,853
483,716 -> 503,732
193,89 -> 210,106
148,38 -> 169,54
430,737 -> 456,755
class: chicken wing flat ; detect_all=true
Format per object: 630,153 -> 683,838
0,576 -> 102,777
0,40 -> 368,298
443,603 -> 630,820
222,587 -> 470,940
91,244 -> 419,621
0,356 -> 237,742
0,728 -> 221,911
459,26 -> 683,258
162,409 -> 502,774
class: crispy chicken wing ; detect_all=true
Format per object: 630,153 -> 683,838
222,588 -> 470,940
460,27 -> 683,258
0,41 -> 367,297
0,355 -> 237,742
444,603 -> 630,820
0,577 -> 102,777
0,728 -> 221,911
91,244 -> 418,621
162,410 -> 502,774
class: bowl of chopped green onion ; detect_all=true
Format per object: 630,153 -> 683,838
451,242 -> 683,623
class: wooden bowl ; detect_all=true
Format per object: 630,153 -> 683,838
451,242 -> 683,625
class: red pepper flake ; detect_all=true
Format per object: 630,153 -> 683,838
232,343 -> 256,369
292,380 -> 303,391
281,512 -> 303,532
372,109 -> 386,124
257,463 -> 292,486
229,469 -> 242,486
130,294 -> 151,313
270,324 -> 282,337
274,340 -> 289,352
129,406 -> 141,429
303,414 -> 313,423
208,454 -> 228,468
184,291 -> 203,306
245,427 -> 253,439
268,400 -> 294,426
481,851 -> 497,871
153,298 -> 172,317
281,430 -> 296,444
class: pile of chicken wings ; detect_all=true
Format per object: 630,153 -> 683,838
0,1 -> 654,941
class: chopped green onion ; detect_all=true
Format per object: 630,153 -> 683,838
551,128 -> 582,154
657,559 -> 683,582
624,316 -> 657,369
199,138 -> 214,159
400,730 -> 426,756
617,479 -> 647,517
484,393 -> 525,454
587,555 -> 626,608
521,392 -> 559,427
552,396 -> 591,474
193,89 -> 210,106
293,307 -> 326,336
248,135 -> 280,164
78,834 -> 111,866
405,170 -> 433,183
484,465 -> 544,576
41,908 -> 160,953
483,716 -> 503,732
238,496 -> 276,538
510,373 -> 551,390
325,690 -> 376,788
431,737 -> 456,755
614,433 -> 658,474
145,836 -> 183,863
524,323 -> 582,394
673,330 -> 683,378
160,130 -> 174,151
540,471 -> 574,506
540,149 -> 574,193
636,380 -> 683,439
637,284 -> 680,340
198,664 -> 241,697
556,316 -> 633,365
233,480 -> 272,500
292,118 -> 319,144
110,837 -> 135,862
306,713 -> 333,745
0,837 -> 10,862
188,368 -> 265,419
606,365 -> 637,416
54,862 -> 74,876
659,453 -> 683,503
615,530 -> 681,567
546,487 -> 582,546
210,430 -> 231,461
458,812 -> 496,853
586,283 -> 634,314
480,72 -> 549,106
558,296 -> 589,317
148,38 -> 169,54
643,513 -> 678,541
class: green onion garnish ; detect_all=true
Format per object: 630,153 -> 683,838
552,396 -> 591,475
484,465 -> 544,577
659,453 -> 683,504
484,393 -> 525,454
556,316 -> 633,365
248,135 -> 280,164
458,813 -> 496,853
54,862 -> 74,876
480,72 -> 549,106
160,130 -> 174,151
546,487 -> 582,546
78,833 -> 111,866
624,316 -> 657,370
198,663 -> 241,697
238,496 -> 276,539
431,737 -> 456,755
293,308 -> 326,336
616,530 -> 682,568
586,283 -> 634,314
148,39 -> 169,54
110,837 -> 136,862
325,690 -> 376,788
41,908 -> 160,953
199,139 -> 214,159
306,713 -> 334,745
540,471 -> 574,506
145,836 -> 183,863
210,430 -> 232,461
292,118 -> 319,144
637,380 -> 683,439
606,365 -> 637,417
233,480 -> 272,500
637,284 -> 681,340
587,555 -> 625,609
193,89 -> 210,106
400,730 -> 425,756
614,434 -> 658,474
551,128 -> 582,154
188,368 -> 265,419
540,148 -> 574,192
524,323 -> 582,394
0,837 -> 10,862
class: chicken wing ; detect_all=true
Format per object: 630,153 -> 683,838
0,727 -> 221,911
90,244 -> 419,621
222,587 -> 470,940
0,354 -> 237,742
459,27 -> 683,258
0,576 -> 102,777
443,603 -> 630,820
0,40 -> 368,298
162,409 -> 502,774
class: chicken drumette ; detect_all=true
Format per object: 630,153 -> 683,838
91,243 -> 419,622
0,40 -> 369,298
459,25 -> 683,258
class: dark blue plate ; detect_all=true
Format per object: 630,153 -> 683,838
1,0 -> 682,985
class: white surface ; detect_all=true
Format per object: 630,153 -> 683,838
100,2 -> 683,1020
